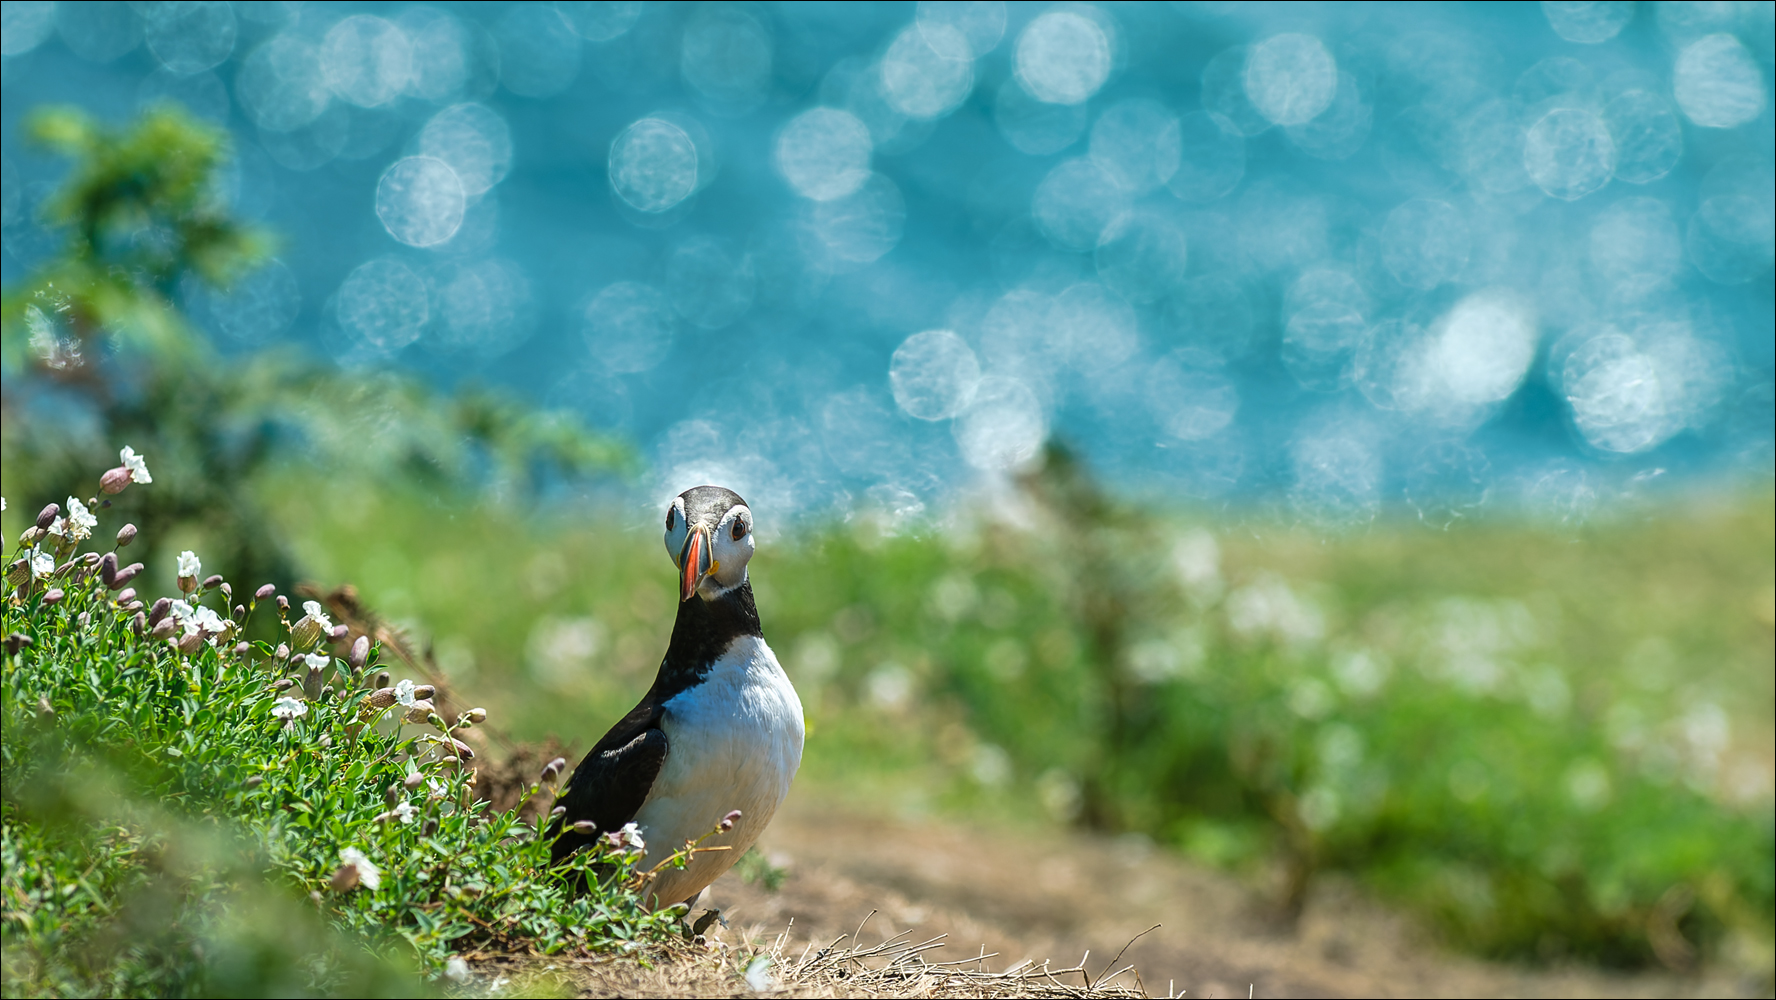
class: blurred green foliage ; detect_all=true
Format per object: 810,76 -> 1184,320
1,105 -> 632,600
1,493 -> 679,996
270,459 -> 1774,974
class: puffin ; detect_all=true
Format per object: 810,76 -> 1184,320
550,485 -> 805,910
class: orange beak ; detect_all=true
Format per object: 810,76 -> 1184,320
680,525 -> 713,602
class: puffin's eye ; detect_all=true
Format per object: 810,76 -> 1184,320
731,518 -> 747,541
666,507 -> 676,531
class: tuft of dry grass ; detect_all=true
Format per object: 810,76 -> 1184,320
466,914 -> 1153,998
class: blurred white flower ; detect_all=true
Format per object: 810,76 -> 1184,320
192,605 -> 231,637
340,847 -> 382,890
63,498 -> 96,542
394,678 -> 417,707
44,517 -> 65,541
302,600 -> 334,631
609,821 -> 645,853
393,800 -> 418,824
29,548 -> 55,579
120,445 -> 153,484
445,956 -> 470,984
303,652 -> 330,672
271,697 -> 308,720
177,550 -> 202,579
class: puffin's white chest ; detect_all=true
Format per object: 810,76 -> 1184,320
631,635 -> 803,907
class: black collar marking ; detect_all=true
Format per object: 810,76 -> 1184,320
550,580 -> 764,863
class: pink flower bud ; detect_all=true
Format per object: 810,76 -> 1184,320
109,563 -> 142,590
403,699 -> 435,723
368,687 -> 397,709
233,605 -> 245,619
404,771 -> 425,790
571,820 -> 597,834
99,553 -> 119,588
202,574 -> 224,591
276,596 -> 289,611
177,631 -> 205,655
131,612 -> 146,635
550,805 -> 567,819
115,524 -> 137,548
36,504 -> 59,531
444,737 -> 474,760
374,670 -> 390,689
304,666 -> 324,701
275,643 -> 289,660
541,757 -> 567,783
150,618 -> 178,641
219,582 -> 232,600
148,597 -> 172,626
255,583 -> 276,601
273,678 -> 293,692
413,685 -> 436,700
43,588 -> 64,605
329,624 -> 351,642
100,467 -> 132,494
385,784 -> 402,805
464,707 -> 487,724
244,775 -> 263,789
234,642 -> 251,657
348,635 -> 369,670
117,587 -> 137,604
720,809 -> 742,832
330,864 -> 360,892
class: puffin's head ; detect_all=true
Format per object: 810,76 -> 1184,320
663,485 -> 754,602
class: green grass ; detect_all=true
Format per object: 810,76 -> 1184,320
254,469 -> 1774,973
0,492 -> 681,997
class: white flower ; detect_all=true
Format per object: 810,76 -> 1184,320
618,822 -> 646,852
177,550 -> 202,580
2,497 -> 7,511
445,956 -> 470,984
340,847 -> 381,890
302,600 -> 333,627
303,652 -> 330,673
29,548 -> 55,579
271,697 -> 308,720
44,517 -> 65,540
393,800 -> 418,824
120,445 -> 152,484
394,678 -> 416,707
63,497 -> 96,542
193,605 -> 232,640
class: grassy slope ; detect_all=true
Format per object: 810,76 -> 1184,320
258,473 -> 1774,971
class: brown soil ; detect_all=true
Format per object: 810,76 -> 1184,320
671,795 -> 1763,1000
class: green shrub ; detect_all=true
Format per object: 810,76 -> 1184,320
1,473 -> 681,996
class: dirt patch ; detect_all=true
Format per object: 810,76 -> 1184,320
676,796 -> 1761,999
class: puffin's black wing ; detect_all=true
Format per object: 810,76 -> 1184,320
549,702 -> 670,864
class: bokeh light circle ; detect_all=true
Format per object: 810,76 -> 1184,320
610,118 -> 699,213
1524,108 -> 1615,200
1014,11 -> 1111,106
375,156 -> 467,247
954,376 -> 1047,470
1244,34 -> 1337,127
775,107 -> 873,201
891,329 -> 982,421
